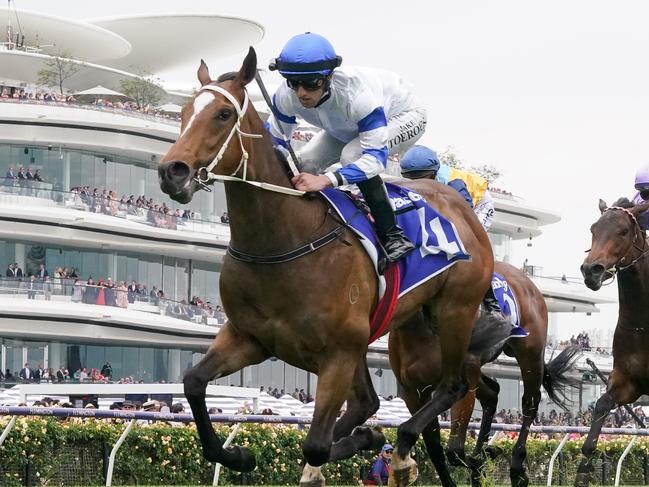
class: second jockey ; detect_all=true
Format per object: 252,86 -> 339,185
400,145 -> 528,338
400,145 -> 495,231
633,162 -> 649,232
267,32 -> 427,262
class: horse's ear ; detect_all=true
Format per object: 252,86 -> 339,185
233,46 -> 257,88
198,59 -> 211,87
598,199 -> 608,214
631,200 -> 649,217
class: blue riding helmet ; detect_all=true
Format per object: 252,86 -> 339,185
635,162 -> 649,191
400,145 -> 441,174
269,32 -> 342,77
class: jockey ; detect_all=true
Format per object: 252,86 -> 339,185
400,145 -> 495,231
633,163 -> 649,231
267,32 -> 427,262
400,145 -> 528,338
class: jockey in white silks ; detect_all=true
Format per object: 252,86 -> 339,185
266,32 -> 427,262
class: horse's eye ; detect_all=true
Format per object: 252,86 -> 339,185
217,110 -> 232,121
618,228 -> 629,236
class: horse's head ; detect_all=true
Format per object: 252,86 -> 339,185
158,47 -> 258,203
581,198 -> 649,290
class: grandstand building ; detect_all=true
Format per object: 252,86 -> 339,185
0,6 -> 614,413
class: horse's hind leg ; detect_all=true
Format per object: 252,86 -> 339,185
329,357 -> 383,461
575,370 -> 639,487
391,305 -> 474,487
184,322 -> 267,471
467,375 -> 500,487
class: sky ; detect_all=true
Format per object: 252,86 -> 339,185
17,0 -> 649,343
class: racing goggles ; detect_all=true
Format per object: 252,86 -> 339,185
286,76 -> 326,91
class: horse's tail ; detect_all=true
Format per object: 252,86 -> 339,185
542,345 -> 582,411
467,310 -> 512,363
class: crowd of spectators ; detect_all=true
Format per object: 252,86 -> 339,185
0,87 -> 180,122
490,406 -> 647,429
557,332 -> 592,351
2,262 -> 226,323
68,186 -> 197,229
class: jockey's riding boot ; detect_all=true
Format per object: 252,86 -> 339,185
482,286 -> 501,314
357,176 -> 415,262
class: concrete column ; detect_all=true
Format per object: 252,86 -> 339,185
48,342 -> 63,370
62,151 -> 71,192
14,243 -> 25,272
168,349 -> 181,383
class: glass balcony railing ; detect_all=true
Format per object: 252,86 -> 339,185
0,97 -> 181,126
0,276 -> 225,327
0,178 -> 230,237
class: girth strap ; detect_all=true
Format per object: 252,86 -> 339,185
227,226 -> 346,264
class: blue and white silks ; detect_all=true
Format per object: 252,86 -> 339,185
321,183 -> 470,298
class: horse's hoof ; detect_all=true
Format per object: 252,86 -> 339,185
510,468 -> 529,487
388,456 -> 418,487
299,463 -> 325,487
352,426 -> 386,451
484,444 -> 503,459
446,448 -> 467,467
225,445 -> 256,472
574,472 -> 591,487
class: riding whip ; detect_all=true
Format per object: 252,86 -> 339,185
254,69 -> 301,177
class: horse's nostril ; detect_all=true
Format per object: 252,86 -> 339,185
169,161 -> 190,180
591,264 -> 605,275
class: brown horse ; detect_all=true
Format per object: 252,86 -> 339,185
576,198 -> 649,487
390,262 -> 580,487
158,47 -> 499,486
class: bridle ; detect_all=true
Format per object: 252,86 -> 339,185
590,206 -> 649,284
190,84 -> 304,197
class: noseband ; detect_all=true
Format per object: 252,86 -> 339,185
596,206 -> 649,282
190,84 -> 304,197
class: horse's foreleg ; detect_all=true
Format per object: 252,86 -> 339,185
401,385 -> 456,487
329,357 -> 383,461
184,323 -> 267,471
510,356 -> 542,487
446,389 -> 475,467
302,351 -> 360,468
574,370 -> 639,487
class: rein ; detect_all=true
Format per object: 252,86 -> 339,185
192,84 -> 305,197
594,206 -> 649,285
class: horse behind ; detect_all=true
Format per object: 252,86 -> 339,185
576,198 -> 649,487
157,46 -> 499,487
390,262 -> 580,487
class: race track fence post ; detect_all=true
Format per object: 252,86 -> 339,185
547,433 -> 570,486
213,423 -> 242,486
106,419 -> 136,486
615,435 -> 638,487
0,415 -> 16,447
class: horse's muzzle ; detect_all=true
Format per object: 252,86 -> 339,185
581,262 -> 606,290
158,160 -> 195,203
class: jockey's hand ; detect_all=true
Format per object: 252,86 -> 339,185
291,173 -> 332,192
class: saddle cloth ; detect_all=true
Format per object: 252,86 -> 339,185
491,272 -> 521,327
320,182 -> 471,299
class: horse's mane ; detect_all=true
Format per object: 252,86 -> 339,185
216,72 -> 237,82
611,197 -> 634,208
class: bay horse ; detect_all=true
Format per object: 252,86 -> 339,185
576,197 -> 649,487
158,47 -> 499,486
389,262 -> 580,487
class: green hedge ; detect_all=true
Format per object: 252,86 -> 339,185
0,416 -> 648,486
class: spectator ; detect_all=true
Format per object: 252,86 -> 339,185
19,362 -> 33,382
100,361 -> 113,380
364,444 -> 393,485
71,278 -> 84,302
42,275 -> 53,300
115,280 -> 128,308
25,275 -> 38,299
220,211 -> 230,224
37,263 -> 48,280
84,277 -> 98,304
